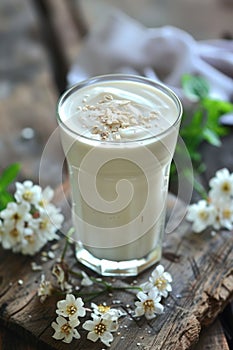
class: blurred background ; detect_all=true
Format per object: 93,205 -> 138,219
79,0 -> 233,40
33,0 -> 233,93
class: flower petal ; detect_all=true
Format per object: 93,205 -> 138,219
154,303 -> 164,314
83,320 -> 95,331
87,331 -> 99,342
136,291 -> 147,302
163,272 -> 172,282
52,331 -> 64,340
73,329 -> 81,340
155,264 -> 164,275
56,316 -> 67,326
101,331 -> 114,347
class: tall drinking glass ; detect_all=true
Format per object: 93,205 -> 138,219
57,74 -> 182,276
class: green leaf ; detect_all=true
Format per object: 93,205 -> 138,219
0,163 -> 21,191
0,190 -> 14,211
182,74 -> 209,100
202,98 -> 233,115
202,128 -> 222,147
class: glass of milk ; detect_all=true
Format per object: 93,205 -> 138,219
57,74 -> 182,276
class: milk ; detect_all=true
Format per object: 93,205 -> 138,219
57,75 -> 182,275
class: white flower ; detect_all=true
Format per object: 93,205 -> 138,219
56,294 -> 86,320
51,316 -> 80,343
0,202 -> 31,229
63,281 -> 73,294
213,201 -> 233,231
134,289 -> 164,320
141,265 -> 172,298
38,274 -> 53,302
209,168 -> 233,202
91,302 -> 122,319
91,303 -> 112,316
0,202 -> 31,250
52,263 -> 66,288
186,200 -> 216,232
0,181 -> 64,256
186,169 -> 233,233
20,227 -> 45,255
81,271 -> 93,286
34,205 -> 63,241
39,186 -> 54,208
2,223 -> 22,250
15,181 -> 42,205
83,313 -> 117,347
52,263 -> 73,292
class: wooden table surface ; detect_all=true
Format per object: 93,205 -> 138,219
0,0 -> 232,349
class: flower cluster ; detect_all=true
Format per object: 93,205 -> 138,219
52,295 -> 121,347
135,264 -> 172,320
187,168 -> 233,233
52,294 -> 86,343
49,264 -> 172,347
83,303 -> 120,347
0,180 -> 64,255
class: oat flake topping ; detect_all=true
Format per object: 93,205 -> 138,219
77,93 -> 161,141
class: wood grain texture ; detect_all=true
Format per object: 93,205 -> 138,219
192,319 -> 229,350
0,194 -> 232,350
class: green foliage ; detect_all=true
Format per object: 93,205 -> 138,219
175,74 -> 233,173
170,74 -> 233,196
182,74 -> 209,100
0,163 -> 20,211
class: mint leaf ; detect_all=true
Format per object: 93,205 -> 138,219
182,74 -> 209,100
0,163 -> 21,191
0,190 -> 14,211
202,128 -> 222,147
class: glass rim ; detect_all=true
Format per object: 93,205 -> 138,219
56,73 -> 183,145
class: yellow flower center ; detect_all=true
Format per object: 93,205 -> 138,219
39,199 -> 45,207
154,277 -> 167,291
25,234 -> 35,244
12,213 -> 20,221
39,219 -> 49,230
22,190 -> 33,201
10,228 -> 19,237
198,210 -> 208,221
222,209 -> 231,219
94,322 -> 106,335
61,322 -> 71,335
221,182 -> 231,193
66,304 -> 77,316
0,227 -> 4,236
98,304 -> 111,314
143,299 -> 154,312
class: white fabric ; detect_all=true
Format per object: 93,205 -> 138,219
67,11 -> 233,104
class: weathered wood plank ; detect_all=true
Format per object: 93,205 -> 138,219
192,319 -> 229,350
0,193 -> 232,350
0,326 -> 36,350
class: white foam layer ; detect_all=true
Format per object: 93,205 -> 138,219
59,80 -> 178,142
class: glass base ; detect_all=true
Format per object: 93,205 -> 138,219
75,242 -> 162,276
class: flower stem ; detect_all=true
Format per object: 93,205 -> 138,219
68,268 -> 112,289
112,286 -> 142,292
60,227 -> 75,261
